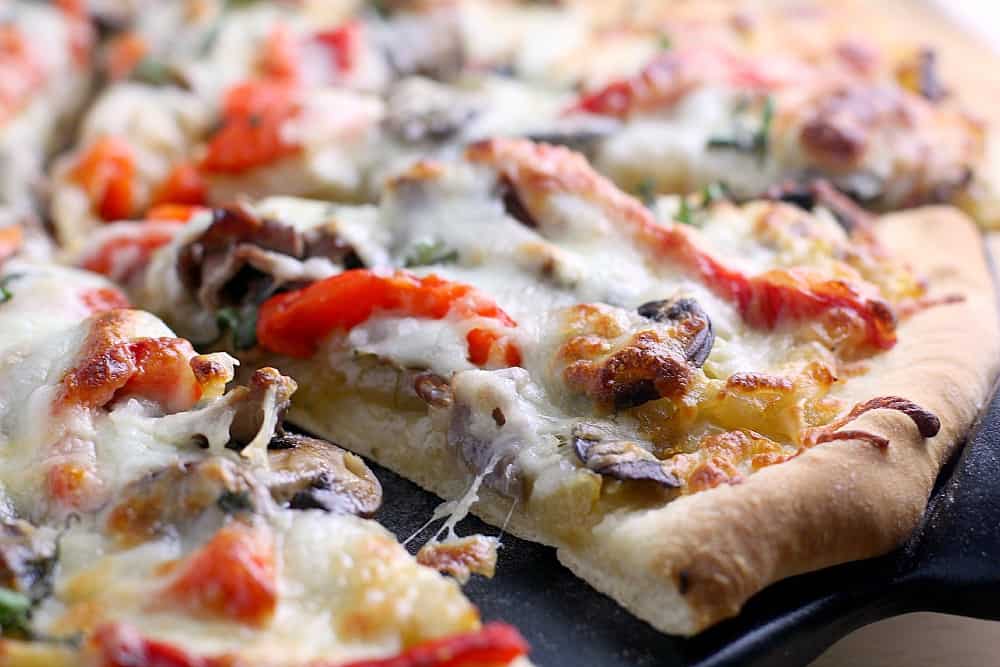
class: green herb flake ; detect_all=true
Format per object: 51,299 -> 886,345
657,32 -> 673,50
700,182 -> 729,207
0,273 -> 23,304
0,587 -> 32,636
216,303 -> 259,351
130,57 -> 173,86
706,95 -> 776,165
636,178 -> 657,207
217,490 -> 254,514
676,197 -> 694,225
404,240 -> 459,267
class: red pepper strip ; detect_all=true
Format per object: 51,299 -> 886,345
81,222 -> 184,281
92,622 -> 528,667
257,269 -> 521,366
466,139 -> 896,352
260,22 -> 302,82
335,623 -> 529,667
79,287 -> 131,313
152,162 -> 207,207
93,623 -> 217,667
200,80 -> 302,174
68,136 -> 137,221
161,523 -> 278,627
314,20 -> 362,75
565,46 -> 800,118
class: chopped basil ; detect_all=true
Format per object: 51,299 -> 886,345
217,490 -> 254,514
216,303 -> 259,351
0,587 -> 31,636
0,273 -> 22,304
706,95 -> 775,164
404,240 -> 459,267
657,32 -> 673,50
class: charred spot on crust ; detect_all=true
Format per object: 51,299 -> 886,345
636,297 -> 715,368
677,569 -> 692,595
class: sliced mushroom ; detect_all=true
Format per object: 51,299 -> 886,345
572,423 -> 680,488
379,14 -> 466,81
105,457 -> 265,545
526,116 -> 622,155
383,77 -> 480,143
177,205 -> 355,312
229,367 -> 297,447
447,404 -> 523,499
262,433 -> 382,517
0,520 -> 57,599
636,297 -> 715,367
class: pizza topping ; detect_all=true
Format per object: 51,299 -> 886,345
525,115 -> 623,155
801,395 -> 941,449
80,222 -> 185,284
555,303 -> 698,411
261,433 -> 382,516
200,80 -> 302,174
565,47 -> 799,119
58,311 -> 206,414
896,48 -> 947,102
160,522 -> 278,627
636,297 -> 715,368
383,77 -> 479,143
338,622 -> 529,667
0,225 -> 24,266
0,25 -> 46,127
67,137 -> 137,222
416,534 -> 498,584
105,457 -> 264,545
92,621 -> 528,667
380,13 -> 465,81
414,372 -> 454,408
447,404 -> 523,499
0,520 -> 57,601
764,178 -> 876,238
257,270 -> 521,365
467,139 -> 898,354
572,422 -> 680,488
228,367 -> 297,449
151,163 -> 207,208
177,205 -> 346,313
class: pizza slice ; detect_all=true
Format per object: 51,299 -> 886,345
78,138 -> 999,634
50,1 -> 390,251
0,259 -> 528,666
0,1 -> 93,228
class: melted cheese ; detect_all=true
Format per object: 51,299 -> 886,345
34,509 -> 479,663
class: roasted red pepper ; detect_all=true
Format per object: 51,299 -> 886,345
257,269 -> 521,365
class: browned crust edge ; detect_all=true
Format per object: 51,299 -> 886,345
557,206 -> 999,633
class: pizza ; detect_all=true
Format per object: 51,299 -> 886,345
78,135 -> 999,634
2,0 -> 999,656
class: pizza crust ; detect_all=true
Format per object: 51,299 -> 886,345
286,206 -> 998,635
557,206 -> 999,633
